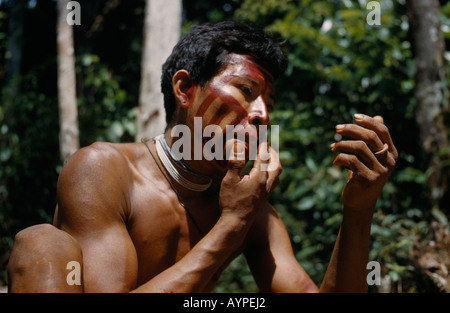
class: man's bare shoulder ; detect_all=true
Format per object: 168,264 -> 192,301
57,140 -> 161,202
60,141 -> 146,177
55,141 -> 153,228
56,142 -> 149,205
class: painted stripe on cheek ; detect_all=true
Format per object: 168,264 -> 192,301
218,93 -> 248,117
217,111 -> 238,130
188,89 -> 208,121
194,92 -> 217,118
202,97 -> 223,126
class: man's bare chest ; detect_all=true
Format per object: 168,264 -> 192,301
125,181 -> 221,285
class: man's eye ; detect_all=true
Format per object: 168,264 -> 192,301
240,85 -> 253,97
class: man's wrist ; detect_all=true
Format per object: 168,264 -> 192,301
217,213 -> 251,234
341,206 -> 374,229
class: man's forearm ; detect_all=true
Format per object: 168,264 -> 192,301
319,209 -> 373,292
131,215 -> 249,293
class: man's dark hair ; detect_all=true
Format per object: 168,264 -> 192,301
161,21 -> 288,126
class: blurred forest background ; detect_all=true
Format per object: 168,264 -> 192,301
0,0 -> 449,292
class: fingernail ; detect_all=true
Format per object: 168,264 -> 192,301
336,124 -> 345,130
330,143 -> 336,149
226,140 -> 244,160
354,113 -> 364,121
234,142 -> 245,153
258,143 -> 271,161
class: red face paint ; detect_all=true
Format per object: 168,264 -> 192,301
190,54 -> 274,131
184,54 -> 275,168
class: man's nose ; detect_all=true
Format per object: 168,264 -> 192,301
248,96 -> 270,126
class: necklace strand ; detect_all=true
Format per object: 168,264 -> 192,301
156,135 -> 212,192
144,139 -> 204,237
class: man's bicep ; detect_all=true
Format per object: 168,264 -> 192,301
74,224 -> 138,292
57,194 -> 139,292
55,144 -> 138,292
245,203 -> 318,293
57,188 -> 139,292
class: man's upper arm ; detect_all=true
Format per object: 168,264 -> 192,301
55,142 -> 138,292
245,203 -> 319,293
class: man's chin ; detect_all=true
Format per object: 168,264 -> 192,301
211,157 -> 249,173
202,138 -> 256,173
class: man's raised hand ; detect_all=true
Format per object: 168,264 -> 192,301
331,113 -> 398,213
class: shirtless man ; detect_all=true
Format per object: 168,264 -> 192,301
7,21 -> 398,293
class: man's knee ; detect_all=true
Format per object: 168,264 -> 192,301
7,223 -> 83,292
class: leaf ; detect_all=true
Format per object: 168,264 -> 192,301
305,157 -> 317,172
297,197 -> 315,211
106,121 -> 124,142
0,148 -> 11,162
395,167 -> 426,184
338,9 -> 362,20
431,207 -> 448,226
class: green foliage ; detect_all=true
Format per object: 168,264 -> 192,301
76,53 -> 136,145
214,254 -> 258,293
0,73 -> 60,284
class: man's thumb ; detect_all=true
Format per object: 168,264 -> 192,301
225,141 -> 246,178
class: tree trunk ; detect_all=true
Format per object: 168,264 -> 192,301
407,0 -> 449,212
57,0 -> 80,163
136,0 -> 182,141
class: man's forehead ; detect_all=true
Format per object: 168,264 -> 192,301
220,54 -> 275,84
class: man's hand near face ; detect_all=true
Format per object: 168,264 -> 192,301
219,141 -> 282,228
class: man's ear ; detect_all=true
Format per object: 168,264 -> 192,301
172,70 -> 195,109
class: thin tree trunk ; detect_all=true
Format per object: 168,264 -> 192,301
136,0 -> 182,141
407,0 -> 449,211
57,0 -> 79,163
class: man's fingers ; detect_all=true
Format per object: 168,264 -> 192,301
227,158 -> 246,175
373,115 -> 384,124
331,140 -> 384,171
249,142 -> 270,177
336,123 -> 385,153
224,141 -> 247,182
353,114 -> 398,160
250,142 -> 283,194
336,114 -> 398,162
263,144 -> 282,193
223,141 -> 281,196
333,114 -> 397,175
332,153 -> 373,181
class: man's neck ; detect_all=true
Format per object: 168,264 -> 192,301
160,130 -> 226,195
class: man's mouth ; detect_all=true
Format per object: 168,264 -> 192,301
219,128 -> 260,169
